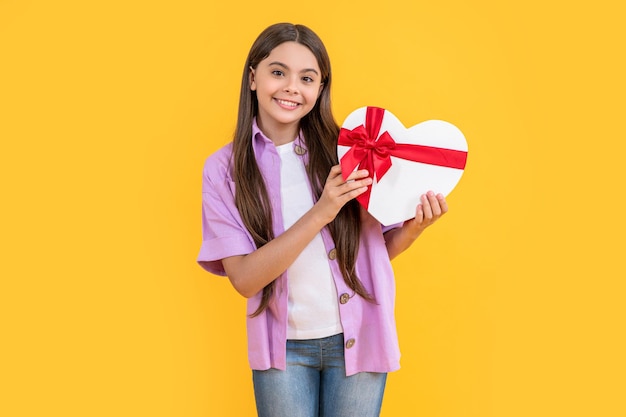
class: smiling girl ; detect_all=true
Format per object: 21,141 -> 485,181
197,23 -> 448,417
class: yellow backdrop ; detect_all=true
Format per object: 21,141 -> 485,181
1,0 -> 625,416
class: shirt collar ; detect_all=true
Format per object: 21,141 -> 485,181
252,117 -> 308,158
252,118 -> 273,145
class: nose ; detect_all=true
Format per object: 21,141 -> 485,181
283,76 -> 299,94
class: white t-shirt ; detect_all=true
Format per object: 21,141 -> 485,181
276,141 -> 343,340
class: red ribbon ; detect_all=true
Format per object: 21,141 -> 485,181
338,107 -> 468,209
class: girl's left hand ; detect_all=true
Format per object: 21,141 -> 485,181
402,191 -> 448,237
384,191 -> 448,260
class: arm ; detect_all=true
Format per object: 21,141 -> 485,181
384,191 -> 448,260
223,165 -> 372,298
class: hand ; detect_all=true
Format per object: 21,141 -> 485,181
312,165 -> 372,225
402,191 -> 448,238
384,191 -> 448,260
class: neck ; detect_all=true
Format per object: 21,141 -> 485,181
257,118 -> 299,146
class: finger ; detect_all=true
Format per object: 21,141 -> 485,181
421,194 -> 433,220
327,164 -> 344,180
345,168 -> 370,182
426,191 -> 442,216
437,193 -> 448,215
327,166 -> 369,185
414,203 -> 424,223
340,176 -> 372,196
342,184 -> 369,202
325,166 -> 350,190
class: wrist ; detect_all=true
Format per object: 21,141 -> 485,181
401,222 -> 424,243
306,204 -> 333,229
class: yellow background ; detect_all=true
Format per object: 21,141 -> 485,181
1,0 -> 624,416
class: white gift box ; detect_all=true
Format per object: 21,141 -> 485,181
337,106 -> 468,226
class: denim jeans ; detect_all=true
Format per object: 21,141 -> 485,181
252,333 -> 387,417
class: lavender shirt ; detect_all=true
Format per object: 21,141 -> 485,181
197,122 -> 401,376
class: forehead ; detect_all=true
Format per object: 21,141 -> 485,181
261,41 -> 320,72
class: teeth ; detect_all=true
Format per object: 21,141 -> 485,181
277,99 -> 298,107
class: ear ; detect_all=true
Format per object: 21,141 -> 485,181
317,83 -> 324,98
249,66 -> 256,91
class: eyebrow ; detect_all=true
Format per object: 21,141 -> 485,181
268,61 -> 319,76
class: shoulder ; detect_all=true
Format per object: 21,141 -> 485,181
202,143 -> 234,189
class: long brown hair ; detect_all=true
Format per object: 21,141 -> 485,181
232,23 -> 371,317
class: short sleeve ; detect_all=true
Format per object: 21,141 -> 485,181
382,222 -> 402,234
196,149 -> 256,276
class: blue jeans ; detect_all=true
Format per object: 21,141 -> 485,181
252,333 -> 387,417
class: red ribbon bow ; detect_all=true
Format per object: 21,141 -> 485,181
338,107 -> 468,209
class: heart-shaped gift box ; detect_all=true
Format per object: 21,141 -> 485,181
337,106 -> 468,226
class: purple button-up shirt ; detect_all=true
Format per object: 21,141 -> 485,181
197,122 -> 401,376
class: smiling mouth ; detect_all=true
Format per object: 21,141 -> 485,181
275,98 -> 300,108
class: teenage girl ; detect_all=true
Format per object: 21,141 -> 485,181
197,22 -> 448,417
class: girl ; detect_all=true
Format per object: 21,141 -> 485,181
197,23 -> 448,417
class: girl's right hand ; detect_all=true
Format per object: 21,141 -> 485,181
312,165 -> 372,225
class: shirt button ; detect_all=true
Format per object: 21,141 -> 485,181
339,293 -> 350,304
294,144 -> 307,155
328,248 -> 337,260
345,338 -> 355,349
